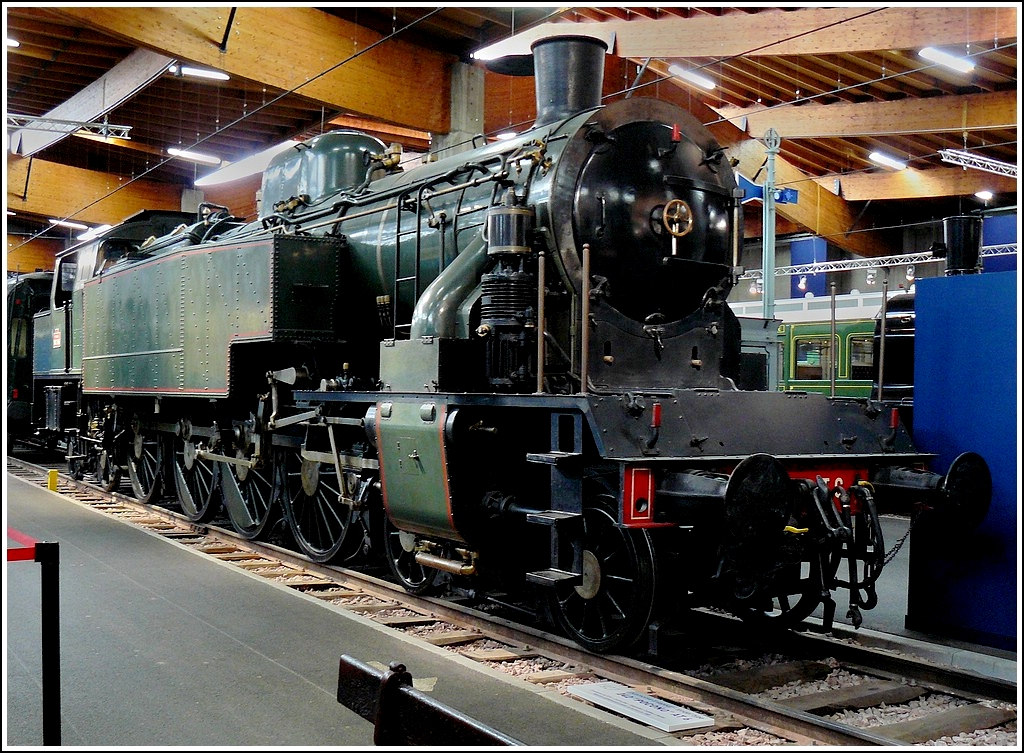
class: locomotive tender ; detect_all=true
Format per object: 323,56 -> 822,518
18,36 -> 992,653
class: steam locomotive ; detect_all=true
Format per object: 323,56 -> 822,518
11,35 -> 992,654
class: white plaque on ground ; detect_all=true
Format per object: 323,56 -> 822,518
567,681 -> 716,732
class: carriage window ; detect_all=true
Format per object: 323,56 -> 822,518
849,336 -> 874,380
795,338 -> 832,380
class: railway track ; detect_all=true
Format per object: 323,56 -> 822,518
7,451 -> 1017,746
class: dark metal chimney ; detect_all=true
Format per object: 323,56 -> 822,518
941,215 -> 984,275
531,35 -> 607,127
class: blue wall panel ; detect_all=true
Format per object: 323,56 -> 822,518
981,214 -> 1017,273
789,237 -> 828,298
907,271 -> 1017,649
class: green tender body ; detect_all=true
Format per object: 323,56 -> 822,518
81,234 -> 342,396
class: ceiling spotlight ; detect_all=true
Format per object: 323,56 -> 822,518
919,47 -> 974,74
168,147 -> 222,166
906,265 -> 915,282
975,190 -> 994,201
168,64 -> 230,81
668,64 -> 716,91
797,275 -> 807,291
865,268 -> 877,286
7,37 -> 20,48
495,131 -> 517,141
868,151 -> 907,171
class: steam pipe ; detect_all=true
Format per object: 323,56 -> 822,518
580,242 -> 591,394
414,551 -> 476,576
535,247 -> 546,393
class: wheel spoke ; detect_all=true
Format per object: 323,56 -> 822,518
548,496 -> 655,653
127,423 -> 162,504
384,519 -> 437,594
173,431 -> 219,523
220,453 -> 278,540
97,448 -> 122,492
280,449 -> 354,562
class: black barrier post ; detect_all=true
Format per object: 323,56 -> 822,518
337,654 -> 523,745
35,541 -> 61,746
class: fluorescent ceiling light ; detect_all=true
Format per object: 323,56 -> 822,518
919,47 -> 974,74
668,64 -> 715,90
194,140 -> 300,186
7,38 -> 20,48
49,218 -> 90,230
168,147 -> 222,166
77,224 -> 113,241
168,64 -> 230,81
868,151 -> 907,170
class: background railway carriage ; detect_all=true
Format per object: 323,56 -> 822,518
11,35 -> 992,655
777,293 -> 916,403
7,270 -> 54,445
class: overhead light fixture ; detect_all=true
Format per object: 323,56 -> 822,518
77,224 -> 113,242
974,190 -> 994,201
906,265 -> 915,282
868,151 -> 907,171
168,64 -> 230,81
194,140 -> 300,186
494,131 -> 517,141
168,147 -> 222,166
865,269 -> 877,286
797,275 -> 807,291
668,64 -> 716,91
919,47 -> 974,74
7,37 -> 20,48
48,218 -> 90,231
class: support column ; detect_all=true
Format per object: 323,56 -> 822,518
431,61 -> 484,160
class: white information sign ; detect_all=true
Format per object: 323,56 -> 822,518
567,681 -> 716,732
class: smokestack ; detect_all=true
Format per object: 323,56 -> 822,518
531,35 -> 607,127
941,215 -> 983,275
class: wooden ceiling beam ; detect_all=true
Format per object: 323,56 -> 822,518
826,167 -> 1017,202
715,91 -> 1017,139
6,156 -> 185,229
607,6 -> 1017,58
50,6 -> 454,135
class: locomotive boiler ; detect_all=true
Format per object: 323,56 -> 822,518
22,35 -> 992,654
